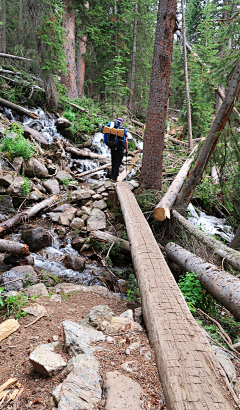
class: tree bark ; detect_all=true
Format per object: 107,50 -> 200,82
0,0 -> 6,54
0,196 -> 58,236
115,182 -> 232,410
165,242 -> 240,321
172,209 -> 240,271
153,148 -> 196,221
89,230 -> 131,256
61,0 -> 78,99
175,57 -> 240,213
65,146 -> 110,161
128,3 -> 138,111
19,0 -> 23,46
0,240 -> 29,256
77,1 -> 89,98
0,97 -> 39,119
141,0 -> 177,190
181,0 -> 193,150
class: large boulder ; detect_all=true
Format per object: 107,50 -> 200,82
92,199 -> 107,210
25,158 -> 49,179
58,207 -> 77,226
56,117 -> 71,131
63,255 -> 85,271
87,208 -> 106,231
24,283 -> 49,297
43,179 -> 60,195
29,342 -> 67,377
13,157 -> 25,175
7,176 -> 25,196
22,227 -> 50,252
0,173 -> 13,187
0,195 -> 14,212
56,170 -> 73,183
22,125 -> 50,150
0,265 -> 38,291
70,218 -> 84,230
71,237 -> 86,251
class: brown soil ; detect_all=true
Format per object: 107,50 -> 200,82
0,290 -> 166,409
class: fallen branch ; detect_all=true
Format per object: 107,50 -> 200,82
166,135 -> 188,147
0,53 -> 33,61
89,230 -> 131,256
130,130 -> 144,141
67,101 -> 98,117
130,119 -> 145,128
0,379 -> 17,394
0,74 -> 44,91
0,97 -> 39,119
24,314 -> 45,328
66,146 -> 109,161
196,308 -> 232,345
76,163 -> 111,178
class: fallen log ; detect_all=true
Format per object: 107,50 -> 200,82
165,242 -> 240,321
130,119 -> 145,128
115,182 -> 233,410
117,154 -> 139,182
67,101 -> 98,117
154,147 -> 197,221
65,146 -> 110,161
76,163 -> 111,178
75,141 -> 92,149
0,53 -> 33,61
0,75 -> 44,91
130,130 -> 144,140
0,97 -> 39,119
172,209 -> 240,271
0,195 -> 58,236
167,135 -> 188,147
0,240 -> 29,256
89,230 -> 131,256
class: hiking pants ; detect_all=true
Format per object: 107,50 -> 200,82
111,149 -> 124,180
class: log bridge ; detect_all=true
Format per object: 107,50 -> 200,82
116,182 -> 235,410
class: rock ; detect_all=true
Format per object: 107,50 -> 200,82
29,191 -> 41,201
215,353 -> 236,381
79,305 -> 115,330
58,207 -> 77,226
120,309 -> 134,321
70,217 -> 85,230
24,283 -> 49,297
13,157 -> 25,174
134,307 -> 143,325
71,237 -> 86,251
111,317 -> 143,332
47,212 -> 62,223
104,371 -> 143,410
56,117 -> 71,131
97,185 -> 106,194
92,199 -> 107,210
0,173 -> 13,187
75,189 -> 95,201
49,294 -> 62,303
63,255 -> 85,271
87,208 -> 106,231
232,341 -> 240,352
200,327 -> 213,345
0,319 -> 20,343
56,170 -> 73,183
53,335 -> 58,341
106,336 -> 115,343
22,303 -> 47,317
54,282 -> 115,298
125,342 -> 141,355
63,320 -> 105,356
92,194 -> 102,200
0,195 -> 14,212
53,204 -> 72,212
0,265 -> 38,291
22,227 -> 50,252
23,124 -> 50,149
3,291 -> 18,298
52,383 -> 62,406
57,355 -> 101,410
140,347 -> 151,360
25,157 -> 49,179
29,342 -> 67,377
120,360 -> 138,374
7,176 -> 25,196
211,345 -> 232,359
43,179 -> 60,195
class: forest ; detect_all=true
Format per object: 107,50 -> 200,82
0,0 -> 240,409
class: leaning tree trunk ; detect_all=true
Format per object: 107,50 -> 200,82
181,0 -> 193,150
77,1 -> 89,98
172,209 -> 240,271
0,0 -> 6,54
165,242 -> 240,321
61,0 -> 78,99
140,0 -> 177,190
175,57 -> 240,212
128,3 -> 138,111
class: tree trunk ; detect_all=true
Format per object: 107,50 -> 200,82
0,240 -> 29,256
0,0 -> 6,54
115,182 -> 232,410
19,0 -> 23,46
181,0 -> 193,150
117,154 -> 139,182
128,3 -> 138,111
0,196 -> 58,236
230,225 -> 240,251
175,57 -> 240,213
61,0 -> 78,99
153,148 -> 196,221
77,1 -> 89,98
165,242 -> 240,321
172,209 -> 240,271
141,0 -> 177,189
89,230 -> 130,256
0,97 -> 39,119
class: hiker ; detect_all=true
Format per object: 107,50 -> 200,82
103,117 -> 128,181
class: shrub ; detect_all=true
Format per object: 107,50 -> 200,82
0,122 -> 36,161
22,177 -> 31,197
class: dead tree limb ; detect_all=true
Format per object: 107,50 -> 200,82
130,119 -> 145,128
67,101 -> 98,117
0,74 -> 44,91
0,240 -> 29,256
0,53 -> 33,61
65,146 -> 110,161
165,242 -> 240,321
172,209 -> 240,271
76,164 -> 111,178
175,57 -> 240,212
0,195 -> 58,236
0,97 -> 39,119
89,230 -> 131,256
154,147 -> 197,221
166,135 -> 188,147
116,181 -> 233,410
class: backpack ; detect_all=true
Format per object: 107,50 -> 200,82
104,120 -> 125,150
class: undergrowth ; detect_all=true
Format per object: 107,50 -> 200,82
0,122 -> 36,161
